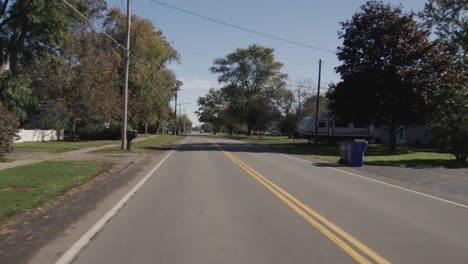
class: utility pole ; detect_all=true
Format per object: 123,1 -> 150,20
172,80 -> 182,135
314,59 -> 322,144
178,103 -> 189,134
183,108 -> 186,134
120,0 -> 131,149
174,89 -> 178,135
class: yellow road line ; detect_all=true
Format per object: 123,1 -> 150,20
205,137 -> 391,264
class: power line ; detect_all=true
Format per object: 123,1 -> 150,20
150,0 -> 335,54
119,0 -> 126,13
60,0 -> 125,50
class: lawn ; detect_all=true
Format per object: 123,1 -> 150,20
221,134 -> 305,141
12,134 -> 153,153
0,161 -> 107,225
13,140 -> 118,152
267,143 -> 465,168
0,158 -> 12,163
93,134 -> 178,153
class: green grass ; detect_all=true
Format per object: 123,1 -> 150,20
266,144 -> 465,168
222,134 -> 303,141
0,157 -> 12,163
12,134 -> 153,153
13,140 -> 119,153
93,135 -> 178,153
0,161 -> 107,224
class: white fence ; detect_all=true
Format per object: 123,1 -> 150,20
14,129 -> 64,143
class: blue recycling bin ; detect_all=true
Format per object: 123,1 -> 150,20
348,140 -> 368,167
339,141 -> 354,164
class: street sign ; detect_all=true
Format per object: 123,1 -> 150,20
161,120 -> 169,126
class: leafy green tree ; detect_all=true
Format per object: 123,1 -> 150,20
0,71 -> 33,121
31,1 -> 121,140
196,88 -> 228,134
420,0 -> 467,66
210,44 -> 287,134
328,1 -> 453,150
105,8 -> 179,133
0,0 -> 78,75
0,105 -> 18,158
428,84 -> 467,162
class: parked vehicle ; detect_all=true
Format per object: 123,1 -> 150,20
298,117 -> 375,139
269,131 -> 282,136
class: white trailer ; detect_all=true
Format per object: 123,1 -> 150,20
298,117 -> 375,139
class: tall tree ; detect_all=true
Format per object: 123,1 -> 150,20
210,44 -> 287,134
420,0 -> 467,66
329,0 -> 453,150
196,88 -> 227,134
31,0 -> 121,139
104,8 -> 179,132
0,0 -> 77,75
427,84 -> 467,162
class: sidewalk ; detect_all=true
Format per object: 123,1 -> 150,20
0,136 -> 156,171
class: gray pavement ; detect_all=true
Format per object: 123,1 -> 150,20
41,135 -> 468,264
246,139 -> 468,201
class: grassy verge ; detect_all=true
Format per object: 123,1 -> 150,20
13,140 -> 118,153
93,135 -> 178,153
12,134 -> 153,153
0,158 -> 12,163
0,161 -> 107,225
266,144 -> 465,168
221,134 -> 304,141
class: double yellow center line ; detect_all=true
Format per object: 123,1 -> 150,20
205,137 -> 391,264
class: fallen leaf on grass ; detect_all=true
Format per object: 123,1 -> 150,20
26,236 -> 34,241
0,229 -> 18,235
4,221 -> 16,227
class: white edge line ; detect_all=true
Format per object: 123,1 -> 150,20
280,153 -> 468,209
54,149 -> 176,264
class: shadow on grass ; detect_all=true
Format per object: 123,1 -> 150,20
366,159 -> 467,169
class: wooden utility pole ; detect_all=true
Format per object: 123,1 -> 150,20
172,81 -> 182,135
174,89 -> 178,135
314,59 -> 322,144
120,0 -> 131,149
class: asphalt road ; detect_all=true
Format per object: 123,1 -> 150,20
68,134 -> 468,264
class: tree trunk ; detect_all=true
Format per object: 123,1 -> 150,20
69,117 -> 76,141
144,122 -> 148,134
389,123 -> 397,151
0,62 -> 7,75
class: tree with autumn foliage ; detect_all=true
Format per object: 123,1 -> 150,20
328,0 -> 454,150
30,0 -> 121,140
104,8 -> 179,133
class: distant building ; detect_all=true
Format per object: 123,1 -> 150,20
298,116 -> 431,144
375,125 -> 431,145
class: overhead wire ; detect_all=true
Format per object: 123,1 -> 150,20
119,0 -> 126,13
60,0 -> 126,50
150,0 -> 336,54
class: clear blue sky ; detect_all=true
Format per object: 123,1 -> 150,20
107,0 -> 428,126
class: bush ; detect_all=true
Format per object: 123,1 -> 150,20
0,106 -> 19,158
38,115 -> 66,130
428,84 -> 468,163
77,123 -> 121,140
